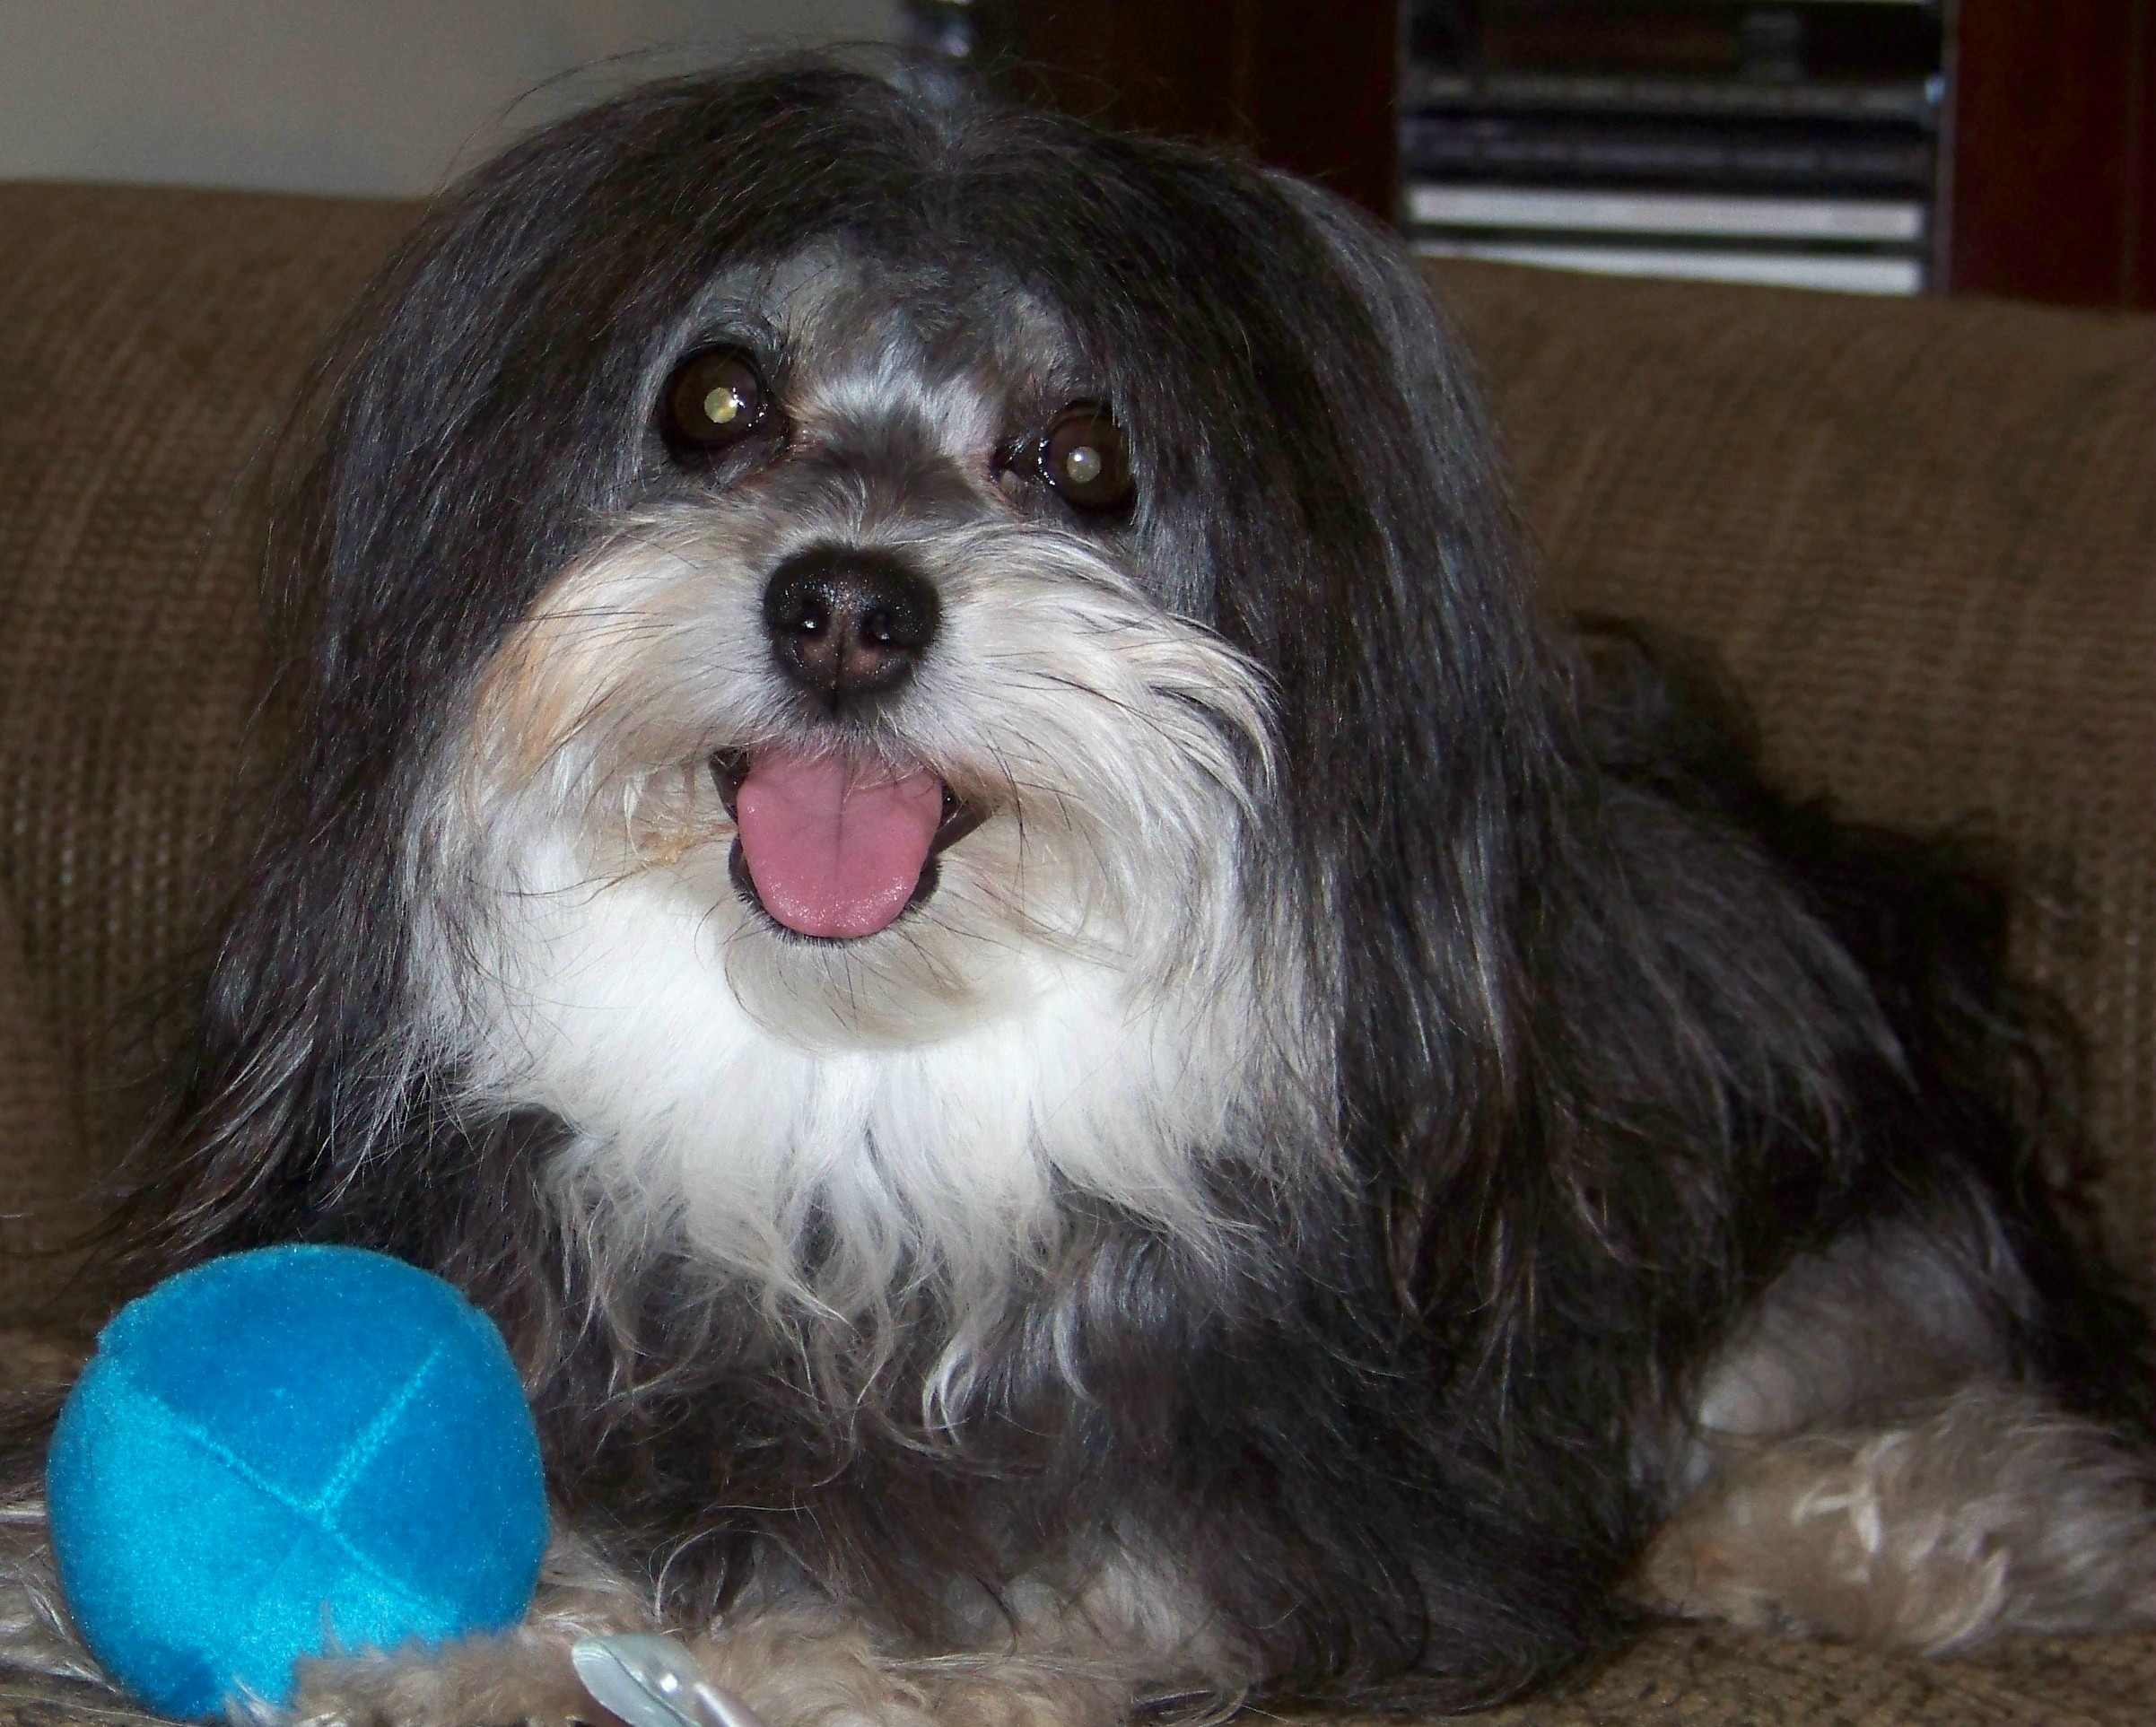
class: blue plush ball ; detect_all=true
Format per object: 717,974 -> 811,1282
47,1246 -> 548,1720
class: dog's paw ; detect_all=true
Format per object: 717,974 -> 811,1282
291,1613 -> 1128,1727
684,1617 -> 1129,1727
287,1619 -> 913,1727
1639,1388 -> 2156,1653
291,1627 -> 597,1727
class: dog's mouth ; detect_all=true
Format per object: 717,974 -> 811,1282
710,748 -> 985,940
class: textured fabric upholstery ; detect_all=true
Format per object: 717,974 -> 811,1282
0,185 -> 415,1259
0,183 -> 2152,1723
0,898 -> 78,1313
1427,259 -> 2156,1287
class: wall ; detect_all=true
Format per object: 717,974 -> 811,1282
0,0 -> 905,198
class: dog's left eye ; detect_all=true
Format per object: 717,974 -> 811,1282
661,348 -> 772,457
1034,404 -> 1134,512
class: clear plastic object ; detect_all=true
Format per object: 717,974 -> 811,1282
572,1634 -> 772,1727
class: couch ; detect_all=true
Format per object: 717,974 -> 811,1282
0,180 -> 2151,1725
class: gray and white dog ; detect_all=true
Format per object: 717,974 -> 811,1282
5,58 -> 2154,1727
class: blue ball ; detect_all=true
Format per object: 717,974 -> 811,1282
47,1246 -> 548,1720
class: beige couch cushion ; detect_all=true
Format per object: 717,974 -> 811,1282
0,185 -> 416,1257
0,883 -> 80,1314
1429,259 -> 2156,1287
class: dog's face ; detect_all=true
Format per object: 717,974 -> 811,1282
424,240 -> 1294,1313
254,65 -> 1544,1330
456,244 -> 1272,1033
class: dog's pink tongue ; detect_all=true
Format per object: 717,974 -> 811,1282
735,752 -> 943,938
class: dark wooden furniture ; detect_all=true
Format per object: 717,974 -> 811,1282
1946,0 -> 2154,306
990,0 -> 2155,310
991,2 -> 1401,221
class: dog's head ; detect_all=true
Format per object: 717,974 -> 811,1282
193,62 -> 1559,1327
450,231 -> 1278,1046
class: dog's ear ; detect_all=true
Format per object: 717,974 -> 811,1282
1233,179 -> 1571,1309
111,65 -> 941,1276
947,143 -> 1566,1160
962,129 -> 1569,1310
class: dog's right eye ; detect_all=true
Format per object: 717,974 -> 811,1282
661,348 -> 772,457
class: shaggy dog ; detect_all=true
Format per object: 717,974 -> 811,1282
4,57 -> 2155,1727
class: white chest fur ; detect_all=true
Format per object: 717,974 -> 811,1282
419,816 -> 1277,1320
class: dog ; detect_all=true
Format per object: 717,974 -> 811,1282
4,57 -> 2155,1727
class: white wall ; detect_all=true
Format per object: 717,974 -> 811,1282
0,1 -> 907,198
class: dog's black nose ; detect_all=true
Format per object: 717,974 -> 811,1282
762,548 -> 940,701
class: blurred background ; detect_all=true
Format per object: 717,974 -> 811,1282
0,1 -> 2148,307
0,2 -> 904,197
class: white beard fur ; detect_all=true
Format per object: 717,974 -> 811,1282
403,515 -> 1326,1403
